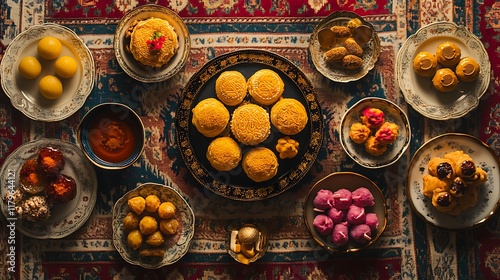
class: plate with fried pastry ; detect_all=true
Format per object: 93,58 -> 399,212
176,49 -> 324,201
396,21 -> 491,120
407,133 -> 500,230
0,138 -> 97,239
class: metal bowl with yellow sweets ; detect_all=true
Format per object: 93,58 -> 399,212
112,183 -> 194,269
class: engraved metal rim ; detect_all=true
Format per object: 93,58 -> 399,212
113,4 -> 191,83
175,49 -> 324,201
309,10 -> 381,83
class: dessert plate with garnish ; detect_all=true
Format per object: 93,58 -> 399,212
309,11 -> 381,83
396,21 -> 491,120
407,133 -> 500,230
0,23 -> 95,122
176,49 -> 323,201
0,138 -> 98,239
114,4 -> 190,83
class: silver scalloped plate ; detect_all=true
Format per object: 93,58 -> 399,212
396,22 -> 491,120
0,23 -> 95,122
114,4 -> 191,83
0,139 -> 98,239
112,183 -> 195,269
407,133 -> 500,230
339,97 -> 411,169
309,11 -> 381,83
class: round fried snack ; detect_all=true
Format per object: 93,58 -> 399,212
215,71 -> 248,106
158,201 -> 176,219
145,231 -> 165,246
242,147 -> 279,182
127,229 -> 143,250
139,216 -> 158,235
160,218 -> 179,235
206,137 -> 242,171
145,194 -> 161,213
128,196 -> 146,215
123,212 -> 140,231
192,98 -> 230,137
230,103 -> 271,145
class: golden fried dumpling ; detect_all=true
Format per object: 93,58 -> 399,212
413,51 -> 438,77
431,190 -> 457,213
247,69 -> 284,105
428,157 -> 455,180
129,17 -> 179,68
242,147 -> 279,182
145,231 -> 165,246
344,37 -> 363,57
158,201 -> 176,219
123,212 -> 140,231
139,215 -> 158,235
342,54 -> 363,70
324,46 -> 348,63
270,98 -> 308,135
206,137 -> 242,171
128,196 -> 146,215
364,136 -> 387,156
443,150 -> 476,178
231,103 -> 270,145
422,174 -> 449,198
374,122 -> 399,145
145,194 -> 161,213
127,229 -> 143,250
192,98 -> 230,137
215,71 -> 248,106
160,218 -> 179,235
435,41 -> 461,67
432,68 -> 458,92
455,57 -> 480,82
349,122 -> 371,144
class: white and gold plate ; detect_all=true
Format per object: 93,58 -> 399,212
0,23 -> 95,122
396,21 -> 491,120
407,133 -> 500,230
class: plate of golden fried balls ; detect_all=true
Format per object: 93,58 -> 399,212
176,50 -> 323,201
340,97 -> 411,169
396,21 -> 491,120
112,183 -> 195,268
407,133 -> 500,230
309,11 -> 381,83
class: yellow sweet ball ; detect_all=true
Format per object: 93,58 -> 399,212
55,56 -> 78,78
18,56 -> 42,79
39,75 -> 63,99
37,36 -> 62,60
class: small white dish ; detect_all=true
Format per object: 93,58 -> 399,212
0,23 -> 95,122
396,21 -> 491,120
340,97 -> 411,168
407,133 -> 500,230
112,182 -> 195,269
309,11 -> 381,83
114,4 -> 190,83
0,138 -> 98,239
304,172 -> 387,254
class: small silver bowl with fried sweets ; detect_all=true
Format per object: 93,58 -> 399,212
112,182 -> 195,269
114,4 -> 190,83
226,222 -> 268,265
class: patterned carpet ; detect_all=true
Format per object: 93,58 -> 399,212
1,0 -> 500,279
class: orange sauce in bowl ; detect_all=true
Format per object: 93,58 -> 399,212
87,114 -> 139,163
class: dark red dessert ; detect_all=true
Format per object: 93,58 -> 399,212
19,159 -> 48,194
37,146 -> 65,175
45,174 -> 77,204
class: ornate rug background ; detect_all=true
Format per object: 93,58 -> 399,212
1,0 -> 500,279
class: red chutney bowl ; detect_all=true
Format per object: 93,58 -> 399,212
77,103 -> 145,170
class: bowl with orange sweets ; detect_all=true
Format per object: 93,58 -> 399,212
112,182 -> 195,269
0,23 -> 94,122
340,97 -> 411,168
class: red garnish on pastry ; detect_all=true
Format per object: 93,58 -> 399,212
146,31 -> 165,52
360,107 -> 385,129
